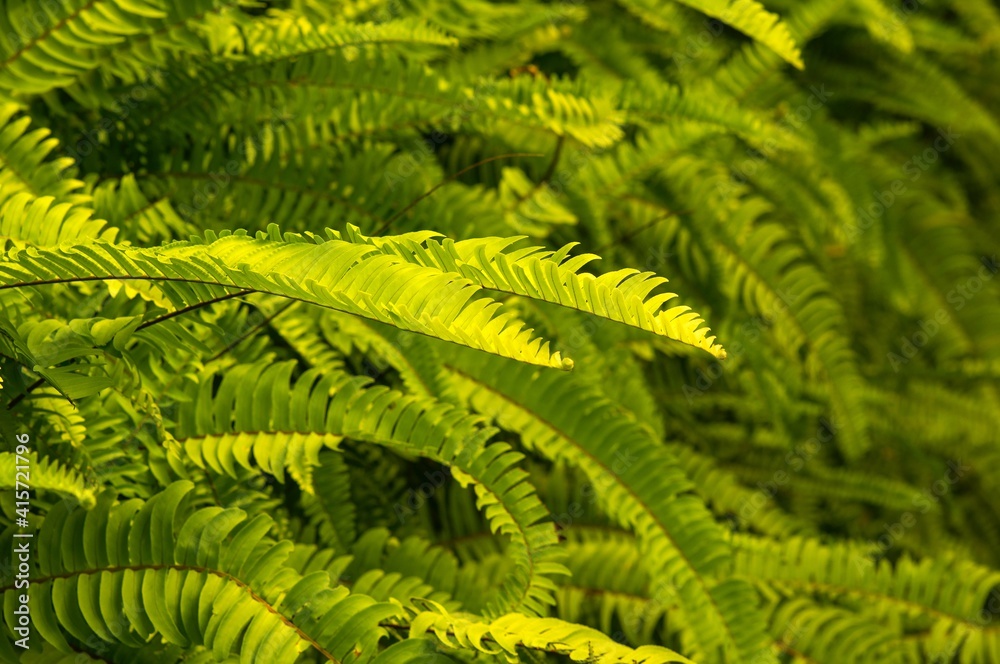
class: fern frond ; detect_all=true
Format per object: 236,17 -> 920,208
733,535 -> 1000,662
0,452 -> 96,508
0,192 -> 114,248
338,225 -> 728,360
0,481 -> 402,661
171,361 -> 568,617
404,600 -> 694,664
0,0 -> 168,95
0,105 -> 86,204
0,228 -> 575,368
444,350 -> 774,662
620,0 -> 804,68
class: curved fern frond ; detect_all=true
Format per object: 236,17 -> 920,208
171,361 -> 568,618
239,14 -> 459,58
619,0 -> 804,69
1,225 -> 726,367
0,228 -> 572,368
0,481 -> 402,662
338,225 -> 728,360
404,600 -> 695,664
0,0 -> 169,95
0,105 -> 86,204
444,350 -> 773,662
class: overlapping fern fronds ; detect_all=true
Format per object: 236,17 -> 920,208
2,0 -> 999,663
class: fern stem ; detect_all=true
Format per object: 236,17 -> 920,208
512,135 -> 565,206
208,300 -> 295,362
136,289 -> 252,330
5,376 -> 46,411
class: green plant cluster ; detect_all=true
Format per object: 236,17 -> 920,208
1,0 -> 999,662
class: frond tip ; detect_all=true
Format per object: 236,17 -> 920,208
338,225 -> 728,360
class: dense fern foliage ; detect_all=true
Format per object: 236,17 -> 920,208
1,0 -> 999,662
